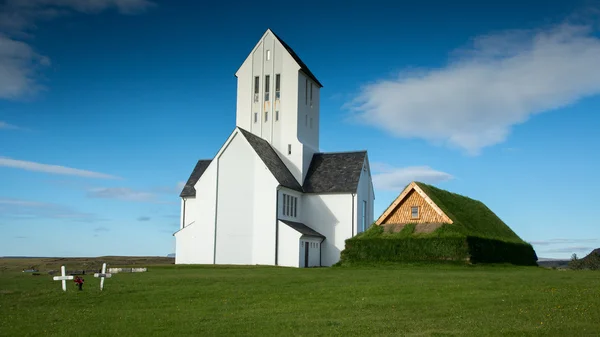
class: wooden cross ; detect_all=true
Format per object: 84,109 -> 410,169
52,265 -> 74,291
94,263 -> 112,291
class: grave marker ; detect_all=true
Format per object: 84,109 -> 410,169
52,265 -> 74,291
94,263 -> 112,291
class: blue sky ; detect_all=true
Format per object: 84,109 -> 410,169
1,0 -> 599,259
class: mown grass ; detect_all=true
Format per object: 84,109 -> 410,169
1,262 -> 599,336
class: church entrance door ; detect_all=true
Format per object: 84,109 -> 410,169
304,243 -> 309,268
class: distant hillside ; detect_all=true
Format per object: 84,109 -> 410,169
569,248 -> 600,270
0,256 -> 175,273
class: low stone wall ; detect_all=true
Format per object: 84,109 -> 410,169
107,267 -> 147,273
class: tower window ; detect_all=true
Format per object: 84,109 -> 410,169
305,78 -> 308,105
310,117 -> 313,128
310,83 -> 313,107
254,76 -> 259,102
305,114 -> 308,126
275,74 -> 281,99
275,110 -> 279,121
288,144 -> 291,155
254,112 -> 258,123
266,49 -> 271,61
265,111 -> 268,122
265,75 -> 270,101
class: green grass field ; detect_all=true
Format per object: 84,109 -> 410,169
1,259 -> 599,336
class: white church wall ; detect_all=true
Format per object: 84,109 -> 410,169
277,221 -> 302,267
182,197 -> 197,228
251,158 -> 279,265
191,162 -> 218,264
303,193 -> 354,267
215,132 -> 255,265
297,72 -> 320,157
355,160 -> 375,234
236,57 -> 252,130
276,50 -> 303,183
175,222 -> 200,264
174,162 -> 219,265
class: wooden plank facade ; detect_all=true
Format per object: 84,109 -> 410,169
379,189 -> 450,225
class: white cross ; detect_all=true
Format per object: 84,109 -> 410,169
52,265 -> 74,291
94,263 -> 112,291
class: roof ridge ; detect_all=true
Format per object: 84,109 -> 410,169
271,30 -> 323,88
315,150 -> 368,155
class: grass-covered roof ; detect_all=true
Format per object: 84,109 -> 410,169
414,182 -> 526,243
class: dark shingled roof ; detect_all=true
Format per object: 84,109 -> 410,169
238,128 -> 303,191
303,151 -> 367,193
180,160 -> 212,197
272,31 -> 323,88
280,219 -> 325,238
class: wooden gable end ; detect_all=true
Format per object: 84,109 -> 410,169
381,189 -> 450,224
376,182 -> 453,225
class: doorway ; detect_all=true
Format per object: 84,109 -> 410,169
304,242 -> 309,268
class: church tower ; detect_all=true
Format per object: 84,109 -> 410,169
234,29 -> 323,184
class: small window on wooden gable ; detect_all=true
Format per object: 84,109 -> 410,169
411,206 -> 419,219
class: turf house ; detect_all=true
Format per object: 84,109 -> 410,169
338,181 -> 538,265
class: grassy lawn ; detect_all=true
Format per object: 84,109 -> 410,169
1,261 -> 599,336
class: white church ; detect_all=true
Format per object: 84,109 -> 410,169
174,29 -> 375,268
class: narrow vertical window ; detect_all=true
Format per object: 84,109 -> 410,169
310,83 -> 313,107
282,194 -> 287,215
362,200 -> 367,231
266,49 -> 271,61
254,112 -> 258,123
305,78 -> 308,105
275,110 -> 279,121
265,111 -> 268,122
264,75 -> 270,101
310,117 -> 313,129
254,76 -> 259,102
275,74 -> 281,99
293,197 -> 297,217
288,144 -> 291,155
305,114 -> 308,126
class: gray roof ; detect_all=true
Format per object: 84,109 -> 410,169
280,220 -> 325,238
180,160 -> 212,197
303,151 -> 367,193
238,128 -> 303,191
272,31 -> 323,88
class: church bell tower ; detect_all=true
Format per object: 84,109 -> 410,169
234,29 -> 323,184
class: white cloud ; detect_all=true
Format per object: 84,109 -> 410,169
0,0 -> 155,99
0,34 -> 50,99
0,197 -> 103,222
371,163 -> 453,191
0,156 -> 119,179
86,187 -> 157,202
347,21 -> 600,155
530,238 -> 598,246
0,121 -> 21,130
